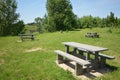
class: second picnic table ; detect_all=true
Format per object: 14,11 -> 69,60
62,42 -> 111,69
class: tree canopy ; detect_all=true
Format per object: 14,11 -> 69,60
35,17 -> 43,33
46,0 -> 77,32
0,0 -> 24,36
77,12 -> 120,29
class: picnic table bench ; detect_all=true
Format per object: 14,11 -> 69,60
55,50 -> 91,75
98,53 -> 115,67
18,34 -> 34,41
85,32 -> 99,38
77,48 -> 115,62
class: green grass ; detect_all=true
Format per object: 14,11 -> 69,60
0,28 -> 120,80
24,25 -> 37,33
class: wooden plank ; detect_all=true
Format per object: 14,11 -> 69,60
78,48 -> 87,52
99,53 -> 115,68
99,53 -> 115,59
62,42 -> 108,52
58,54 -> 64,64
18,34 -> 34,36
87,52 -> 115,60
54,50 -> 90,66
75,63 -> 83,75
18,34 -> 34,41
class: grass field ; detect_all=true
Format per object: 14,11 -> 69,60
24,25 -> 38,33
0,28 -> 120,80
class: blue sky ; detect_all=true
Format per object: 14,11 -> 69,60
16,0 -> 120,24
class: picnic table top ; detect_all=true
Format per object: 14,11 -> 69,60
62,42 -> 108,52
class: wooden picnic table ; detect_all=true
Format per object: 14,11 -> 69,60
85,32 -> 99,38
18,34 -> 34,41
62,42 -> 109,69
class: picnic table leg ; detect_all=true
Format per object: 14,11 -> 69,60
75,63 -> 83,75
86,65 -> 90,73
86,52 -> 91,61
20,36 -> 23,41
73,48 -> 77,54
100,57 -> 106,68
57,54 -> 64,64
65,45 -> 71,62
94,52 -> 99,69
65,45 -> 69,53
78,50 -> 84,55
31,35 -> 34,40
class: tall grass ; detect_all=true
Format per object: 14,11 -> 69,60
0,28 -> 120,80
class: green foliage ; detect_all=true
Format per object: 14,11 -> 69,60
34,17 -> 43,33
77,12 -> 120,29
107,12 -> 115,27
102,12 -> 119,28
0,0 -> 24,36
11,20 -> 25,35
78,15 -> 102,29
46,0 -> 77,32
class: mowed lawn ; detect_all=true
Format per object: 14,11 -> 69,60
0,28 -> 120,80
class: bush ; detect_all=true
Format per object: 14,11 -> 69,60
11,20 -> 25,36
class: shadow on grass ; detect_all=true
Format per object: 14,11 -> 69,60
105,64 -> 118,72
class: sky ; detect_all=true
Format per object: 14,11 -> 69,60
16,0 -> 120,24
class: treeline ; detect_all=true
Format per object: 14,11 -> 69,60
0,0 -> 24,36
77,12 -> 120,29
35,12 -> 120,33
34,0 -> 120,33
0,0 -> 120,36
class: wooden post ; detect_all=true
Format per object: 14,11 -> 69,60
94,52 -> 99,69
73,48 -> 77,54
100,57 -> 106,68
86,52 -> 91,60
75,63 -> 83,75
58,54 -> 64,64
79,50 -> 84,55
65,45 -> 71,62
31,35 -> 34,40
20,35 -> 23,41
65,45 -> 69,53
86,65 -> 90,73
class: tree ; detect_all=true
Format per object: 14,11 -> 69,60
101,18 -> 107,28
78,15 -> 94,28
42,14 -> 52,32
35,17 -> 43,33
106,12 -> 115,27
0,0 -> 24,36
46,0 -> 77,31
109,12 -> 115,27
11,20 -> 25,35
